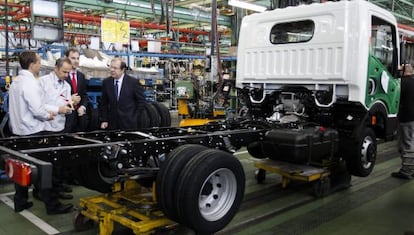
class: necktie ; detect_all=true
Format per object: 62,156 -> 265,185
71,72 -> 77,93
115,80 -> 119,101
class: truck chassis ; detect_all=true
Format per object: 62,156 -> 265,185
1,121 -> 270,234
0,115 -> 373,234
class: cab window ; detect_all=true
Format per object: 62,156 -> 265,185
270,20 -> 314,44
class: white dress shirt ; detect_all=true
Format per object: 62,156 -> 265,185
114,74 -> 124,99
8,70 -> 50,135
39,72 -> 72,132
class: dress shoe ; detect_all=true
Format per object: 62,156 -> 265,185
46,203 -> 73,215
391,171 -> 413,180
58,192 -> 73,200
33,190 -> 42,200
14,201 -> 33,213
59,184 -> 72,193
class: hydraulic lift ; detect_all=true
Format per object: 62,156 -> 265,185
75,180 -> 176,235
254,158 -> 351,197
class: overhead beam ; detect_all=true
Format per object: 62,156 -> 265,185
65,0 -> 231,27
175,0 -> 226,7
369,0 -> 414,27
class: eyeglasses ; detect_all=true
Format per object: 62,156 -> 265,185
110,66 -> 122,70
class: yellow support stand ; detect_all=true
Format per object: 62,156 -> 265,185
179,118 -> 215,127
213,108 -> 225,118
254,159 -> 330,188
75,180 -> 176,235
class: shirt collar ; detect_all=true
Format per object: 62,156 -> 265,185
52,72 -> 64,84
115,73 -> 125,84
19,70 -> 37,80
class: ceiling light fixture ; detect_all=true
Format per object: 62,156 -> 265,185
111,0 -> 227,21
228,0 -> 267,13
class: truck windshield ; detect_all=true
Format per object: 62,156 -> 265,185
270,20 -> 314,44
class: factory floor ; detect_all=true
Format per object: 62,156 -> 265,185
0,111 -> 413,235
0,140 -> 413,235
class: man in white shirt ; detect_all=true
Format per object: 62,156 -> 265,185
38,57 -> 80,201
40,58 -> 80,132
9,51 -> 73,214
8,52 -> 54,135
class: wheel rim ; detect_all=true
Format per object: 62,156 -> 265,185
198,168 -> 237,222
360,135 -> 375,169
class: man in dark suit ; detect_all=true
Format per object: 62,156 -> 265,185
99,57 -> 145,130
64,48 -> 89,132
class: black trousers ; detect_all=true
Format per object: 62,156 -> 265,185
13,131 -> 61,211
64,111 -> 88,133
14,184 -> 60,211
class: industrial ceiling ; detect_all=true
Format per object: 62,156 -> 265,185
61,0 -> 414,29
0,0 -> 413,46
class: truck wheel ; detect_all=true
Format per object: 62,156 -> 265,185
346,128 -> 377,177
175,149 -> 245,234
152,102 -> 171,127
138,107 -> 150,129
73,211 -> 94,232
76,162 -> 115,193
312,177 -> 331,198
144,102 -> 161,127
247,141 -> 266,159
255,169 -> 266,184
156,144 -> 208,222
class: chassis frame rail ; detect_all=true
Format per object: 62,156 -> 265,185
0,121 -> 267,191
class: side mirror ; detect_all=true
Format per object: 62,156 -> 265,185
400,40 -> 406,65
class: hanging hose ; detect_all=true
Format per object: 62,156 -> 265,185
160,0 -> 165,25
169,0 -> 175,34
151,0 -> 156,20
165,0 -> 170,33
210,0 -> 224,106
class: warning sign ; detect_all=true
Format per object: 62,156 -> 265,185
101,18 -> 130,43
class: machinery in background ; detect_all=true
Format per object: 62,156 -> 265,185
174,57 -> 236,127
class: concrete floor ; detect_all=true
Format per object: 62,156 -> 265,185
0,139 -> 413,235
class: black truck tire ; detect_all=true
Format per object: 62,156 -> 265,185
175,149 -> 245,234
152,102 -> 171,127
247,141 -> 266,159
138,106 -> 150,129
144,102 -> 161,127
75,161 -> 115,193
345,127 -> 377,177
156,144 -> 208,222
73,211 -> 94,232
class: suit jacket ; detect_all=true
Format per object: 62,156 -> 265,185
65,70 -> 89,132
99,74 -> 145,130
66,70 -> 89,108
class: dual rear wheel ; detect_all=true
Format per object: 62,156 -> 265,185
156,144 -> 245,234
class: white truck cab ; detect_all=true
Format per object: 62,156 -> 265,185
237,0 -> 401,177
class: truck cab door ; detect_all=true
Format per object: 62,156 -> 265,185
366,15 -> 400,116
